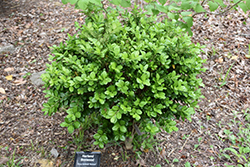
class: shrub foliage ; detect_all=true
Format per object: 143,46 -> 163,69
41,8 -> 206,149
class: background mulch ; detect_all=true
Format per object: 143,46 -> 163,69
0,0 -> 250,166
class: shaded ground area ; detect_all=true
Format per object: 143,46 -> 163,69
0,0 -> 250,167
0,0 -> 38,18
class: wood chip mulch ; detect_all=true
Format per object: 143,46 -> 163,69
0,0 -> 250,166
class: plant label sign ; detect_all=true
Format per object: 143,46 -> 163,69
74,151 -> 101,167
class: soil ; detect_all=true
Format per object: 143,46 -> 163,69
0,0 -> 250,167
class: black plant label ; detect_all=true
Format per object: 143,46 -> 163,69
74,151 -> 101,167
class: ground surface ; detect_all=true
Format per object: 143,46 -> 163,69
0,0 -> 250,167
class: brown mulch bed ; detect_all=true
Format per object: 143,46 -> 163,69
0,0 -> 250,166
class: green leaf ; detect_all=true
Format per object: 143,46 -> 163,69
97,129 -> 103,134
224,148 -> 239,156
246,0 -> 250,9
183,16 -> 193,27
243,147 -> 250,153
61,0 -> 68,4
141,73 -> 147,81
223,153 -> 231,160
99,98 -> 105,104
75,76 -> 83,82
214,0 -> 227,8
136,109 -> 142,115
159,0 -> 167,5
94,133 -> 101,139
181,2 -> 192,10
43,103 -> 50,108
169,4 -> 181,11
113,45 -> 120,55
111,116 -> 117,123
112,106 -> 119,111
74,121 -> 81,129
136,78 -> 142,84
238,2 -> 248,13
194,4 -> 206,12
100,71 -> 108,78
105,85 -> 117,98
116,112 -> 122,119
186,108 -> 195,115
77,0 -> 89,10
120,120 -> 126,125
89,72 -> 96,79
167,12 -> 175,19
184,162 -> 191,167
68,125 -> 74,134
101,135 -> 108,142
99,142 -> 104,148
134,114 -> 141,121
102,78 -> 112,85
69,86 -> 74,92
129,91 -> 134,97
208,1 -> 219,11
120,126 -> 127,133
112,124 -> 119,131
69,0 -> 77,5
156,5 -> 168,12
120,135 -> 126,141
181,12 -> 193,16
139,101 -> 147,108
155,92 -> 166,99
116,80 -> 124,88
152,9 -> 160,15
111,0 -> 121,5
108,110 -> 115,117
172,126 -> 178,131
75,112 -> 81,118
120,0 -> 131,7
92,0 -> 102,6
60,122 -> 68,127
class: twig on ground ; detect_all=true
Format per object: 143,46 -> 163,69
180,131 -> 193,151
168,148 -> 176,157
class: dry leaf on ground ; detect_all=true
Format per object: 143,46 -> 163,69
160,147 -> 166,157
231,56 -> 238,60
218,128 -> 227,138
4,67 -> 14,72
215,58 -> 223,63
36,159 -> 54,167
136,158 -> 146,167
55,159 -> 62,167
0,96 -> 7,100
0,157 -> 9,165
13,78 -> 26,85
0,88 -> 6,94
5,75 -> 13,80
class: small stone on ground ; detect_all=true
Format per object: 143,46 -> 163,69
50,148 -> 59,158
30,71 -> 45,86
0,45 -> 15,54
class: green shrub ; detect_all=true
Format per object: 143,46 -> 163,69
62,0 -> 250,36
41,7 -> 206,149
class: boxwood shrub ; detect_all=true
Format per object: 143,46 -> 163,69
41,8 -> 206,149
